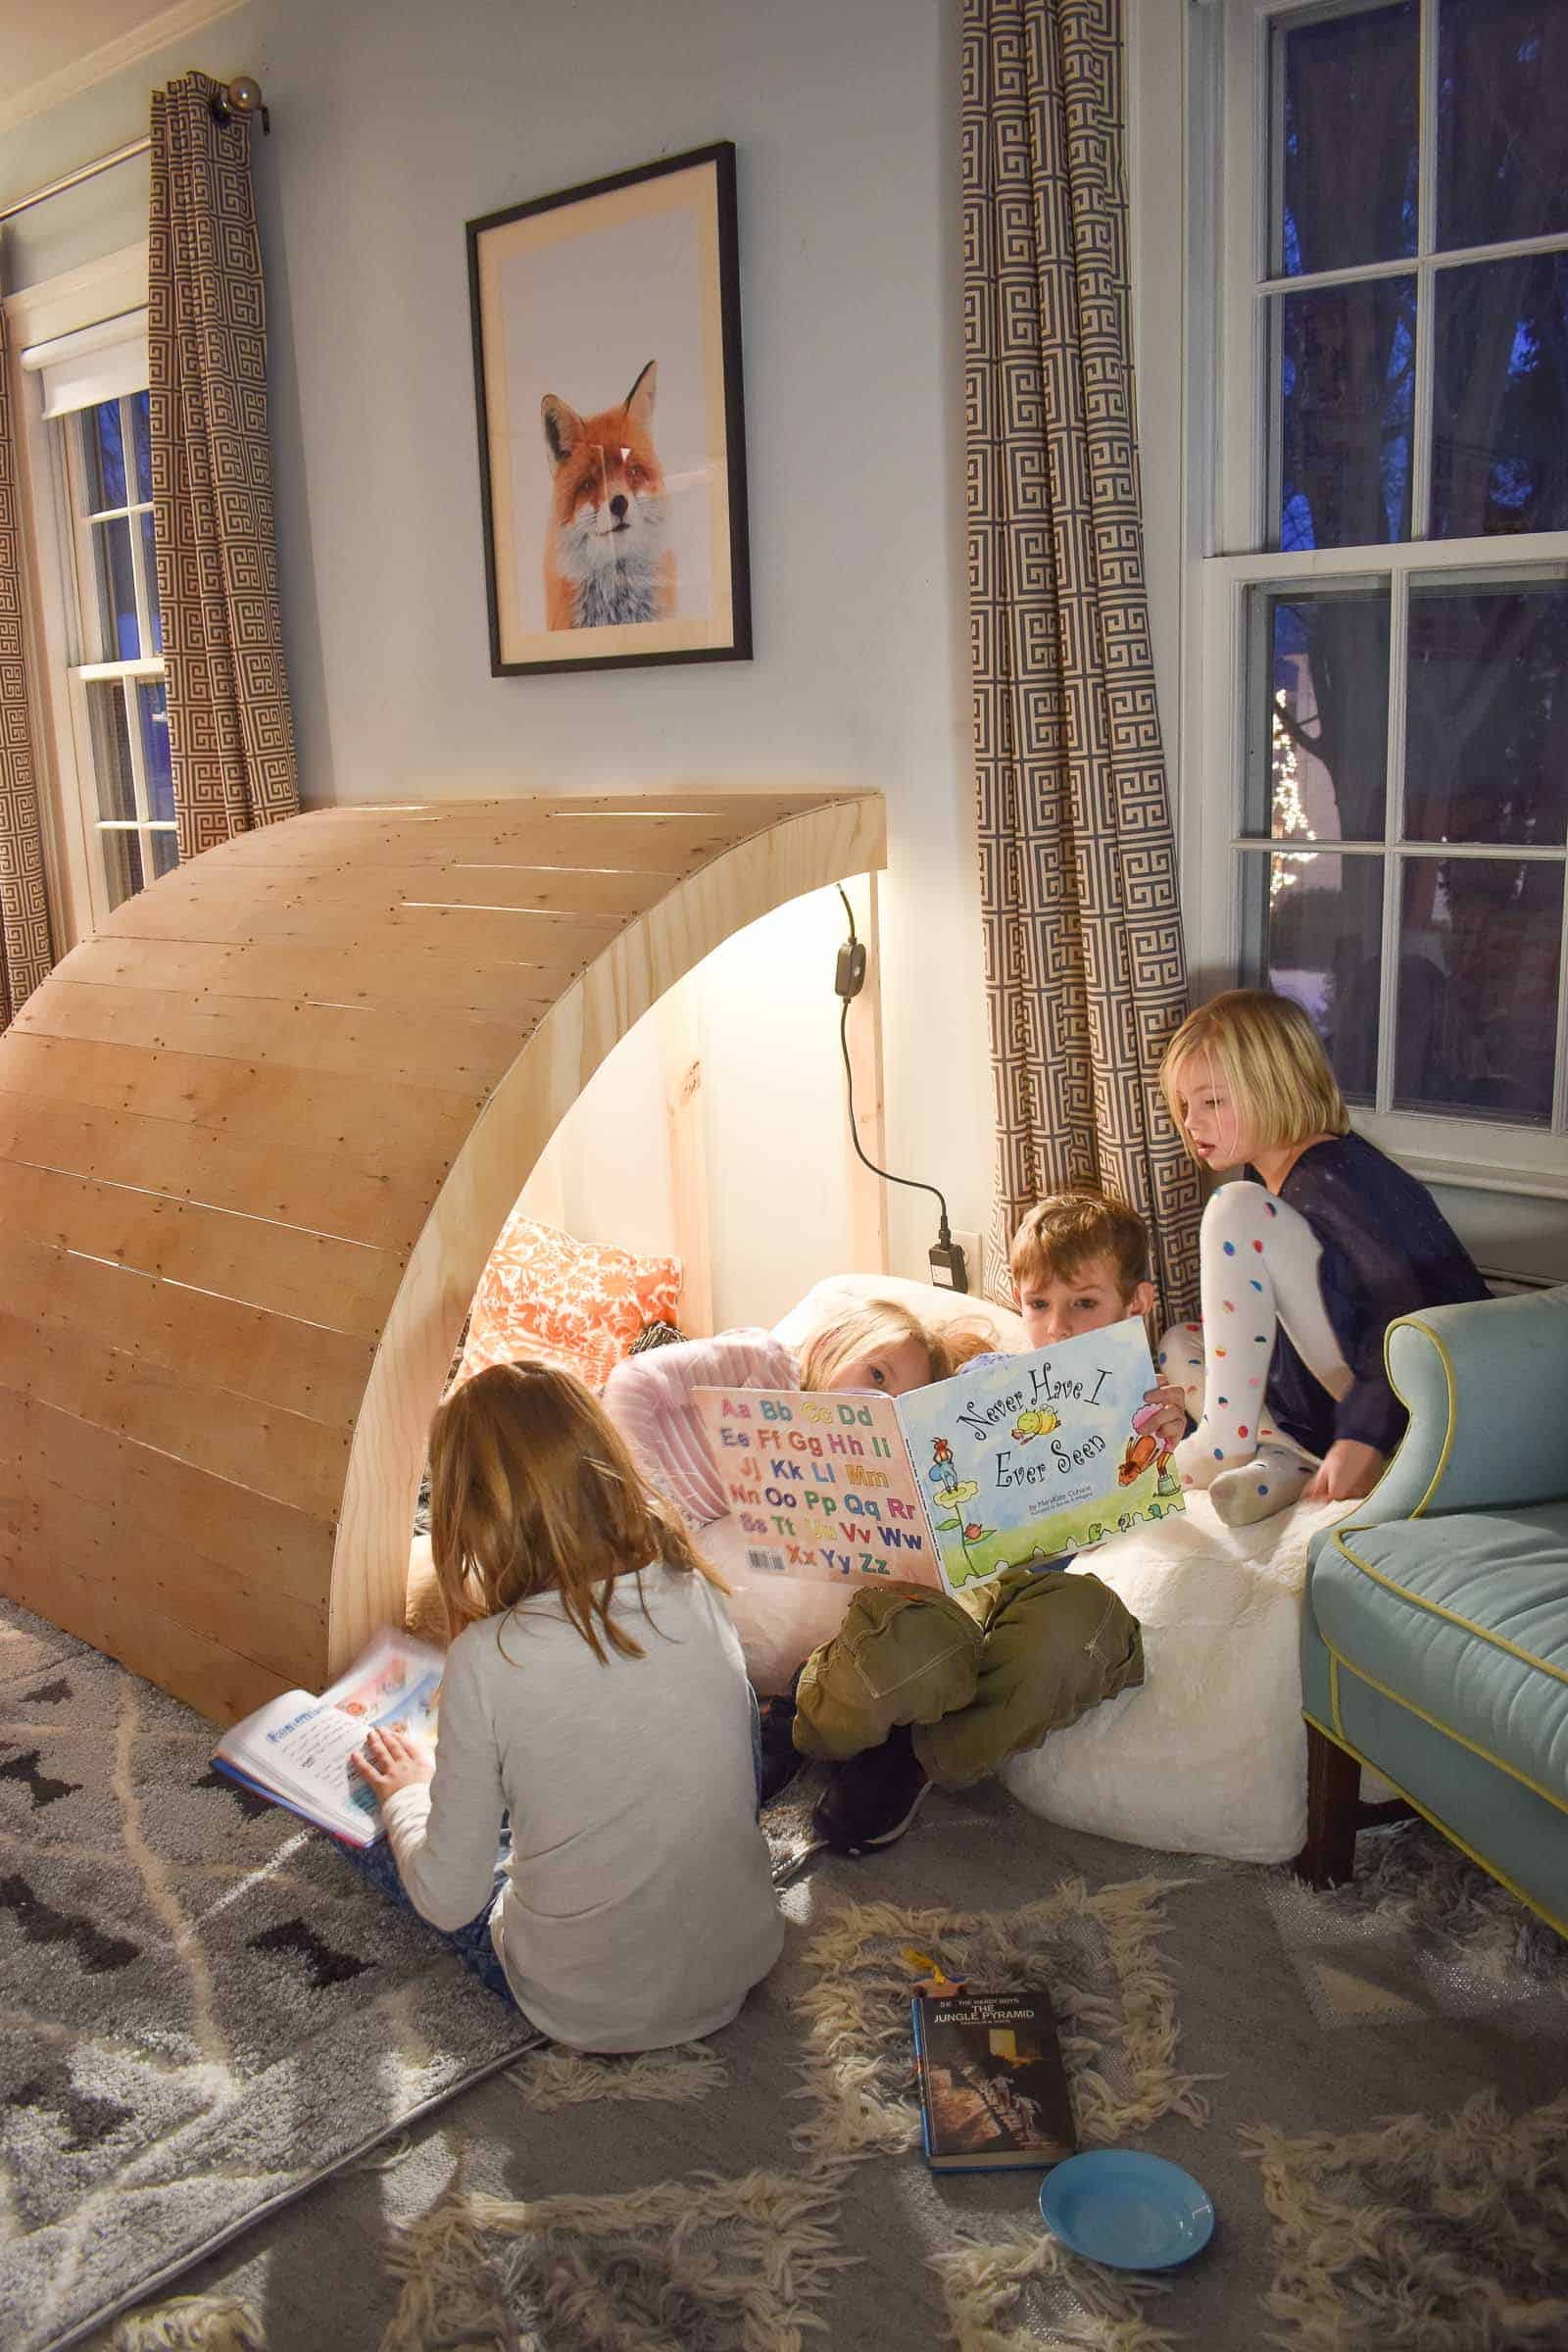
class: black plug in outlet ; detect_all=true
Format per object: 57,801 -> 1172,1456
928,1241 -> 969,1294
835,939 -> 867,1000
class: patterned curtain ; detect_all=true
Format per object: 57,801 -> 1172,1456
150,72 -> 300,860
0,311 -> 55,1026
962,0 -> 1200,1322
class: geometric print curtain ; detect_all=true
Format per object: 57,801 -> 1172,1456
961,0 -> 1200,1323
0,309 -> 56,1026
150,73 -> 300,860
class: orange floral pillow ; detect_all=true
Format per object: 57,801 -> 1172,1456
458,1215 -> 682,1394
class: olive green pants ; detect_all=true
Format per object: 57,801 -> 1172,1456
792,1568 -> 1144,1789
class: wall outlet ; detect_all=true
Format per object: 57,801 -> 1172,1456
952,1229 -> 983,1296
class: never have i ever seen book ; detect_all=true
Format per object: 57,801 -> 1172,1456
694,1315 -> 1183,1598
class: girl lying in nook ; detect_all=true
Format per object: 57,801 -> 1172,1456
601,1248 -> 1186,1859
1156,987 -> 1489,1529
352,1361 -> 782,2050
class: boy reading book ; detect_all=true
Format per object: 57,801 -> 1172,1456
793,1192 -> 1187,1853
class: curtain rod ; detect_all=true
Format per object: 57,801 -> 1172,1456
0,78 -> 270,226
0,138 -> 150,226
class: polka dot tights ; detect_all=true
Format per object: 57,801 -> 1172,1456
1156,1180 -> 1352,1527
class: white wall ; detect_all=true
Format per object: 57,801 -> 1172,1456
2,0 -> 998,1312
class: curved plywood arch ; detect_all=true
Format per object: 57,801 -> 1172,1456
0,790 -> 885,1721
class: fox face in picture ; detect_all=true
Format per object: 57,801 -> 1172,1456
540,361 -> 676,631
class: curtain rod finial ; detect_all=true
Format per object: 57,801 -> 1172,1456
210,74 -> 270,135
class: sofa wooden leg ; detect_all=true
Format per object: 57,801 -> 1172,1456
1297,1722 -> 1362,1888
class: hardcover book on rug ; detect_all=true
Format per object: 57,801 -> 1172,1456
912,1987 -> 1077,2173
694,1318 -> 1182,1594
212,1628 -> 443,1843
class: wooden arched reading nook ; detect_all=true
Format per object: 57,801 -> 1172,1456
0,789 -> 886,1723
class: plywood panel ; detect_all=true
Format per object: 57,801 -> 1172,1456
0,1232 -> 371,1425
0,1032 -> 474,1182
0,789 -> 887,1721
0,1390 -> 336,1605
0,1160 -> 402,1338
50,935 -> 564,1022
11,1477 -> 326,1687
105,889 -> 623,967
13,976 -> 537,1094
0,1090 -> 434,1248
0,1526 -> 294,1725
0,1314 -> 348,1519
193,811 -> 756,879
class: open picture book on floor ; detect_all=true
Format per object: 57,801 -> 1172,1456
211,1629 -> 444,1844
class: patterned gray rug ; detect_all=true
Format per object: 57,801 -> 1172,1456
0,1596 -> 535,2352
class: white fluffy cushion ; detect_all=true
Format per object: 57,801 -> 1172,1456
1000,1494 -> 1351,1863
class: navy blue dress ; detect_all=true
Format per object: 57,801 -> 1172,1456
1249,1133 -> 1489,1462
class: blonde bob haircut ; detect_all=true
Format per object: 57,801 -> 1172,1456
796,1297 -> 998,1395
427,1359 -> 725,1660
1159,988 -> 1349,1157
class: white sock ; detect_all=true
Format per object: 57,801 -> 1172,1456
1208,1440 -> 1316,1527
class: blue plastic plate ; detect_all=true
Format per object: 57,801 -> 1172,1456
1039,2151 -> 1214,2270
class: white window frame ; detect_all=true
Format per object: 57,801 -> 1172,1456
61,390 -> 174,915
2,242 -> 167,952
1182,0 -> 1568,1202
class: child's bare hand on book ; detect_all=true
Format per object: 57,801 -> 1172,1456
1141,1383 -> 1189,1451
352,1724 -> 435,1801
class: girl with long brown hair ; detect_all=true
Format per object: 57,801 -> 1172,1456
353,1360 -> 782,2051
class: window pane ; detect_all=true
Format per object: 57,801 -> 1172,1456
1395,856 -> 1562,1124
129,390 -> 153,504
1437,0 -> 1568,249
82,399 -> 126,513
149,829 -> 180,881
137,681 -> 174,823
91,516 -> 140,660
1405,578 -> 1568,843
1239,849 -> 1384,1104
100,827 -> 144,911
1431,255 -> 1568,539
1272,278 -> 1415,549
85,682 -> 135,821
1246,590 -> 1390,843
1272,1 -> 1418,276
140,511 -> 163,652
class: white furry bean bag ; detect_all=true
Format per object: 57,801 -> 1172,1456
1000,1494 -> 1352,1864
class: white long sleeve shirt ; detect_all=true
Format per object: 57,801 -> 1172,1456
380,1564 -> 782,2051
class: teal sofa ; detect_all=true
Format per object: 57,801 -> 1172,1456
1298,1285 -> 1568,1940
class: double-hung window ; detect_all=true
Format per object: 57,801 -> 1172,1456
7,270 -> 171,948
64,386 -> 174,911
1195,0 -> 1568,1197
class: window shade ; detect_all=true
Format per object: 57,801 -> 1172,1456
19,308 -> 149,418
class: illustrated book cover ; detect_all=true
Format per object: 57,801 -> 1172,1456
211,1629 -> 443,1845
693,1316 -> 1183,1596
911,1987 -> 1078,2172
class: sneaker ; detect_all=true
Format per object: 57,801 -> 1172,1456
758,1692 -> 806,1806
812,1724 -> 931,1856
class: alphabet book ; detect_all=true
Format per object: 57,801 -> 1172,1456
694,1317 -> 1183,1596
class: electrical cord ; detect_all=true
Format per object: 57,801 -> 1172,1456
835,886 -> 953,1250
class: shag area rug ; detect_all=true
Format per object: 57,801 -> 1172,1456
0,1597 -> 536,2352
54,1757 -> 1568,2350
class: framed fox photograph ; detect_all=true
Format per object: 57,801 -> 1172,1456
467,141 -> 752,676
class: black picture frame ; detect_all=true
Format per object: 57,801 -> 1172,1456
466,141 -> 752,676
